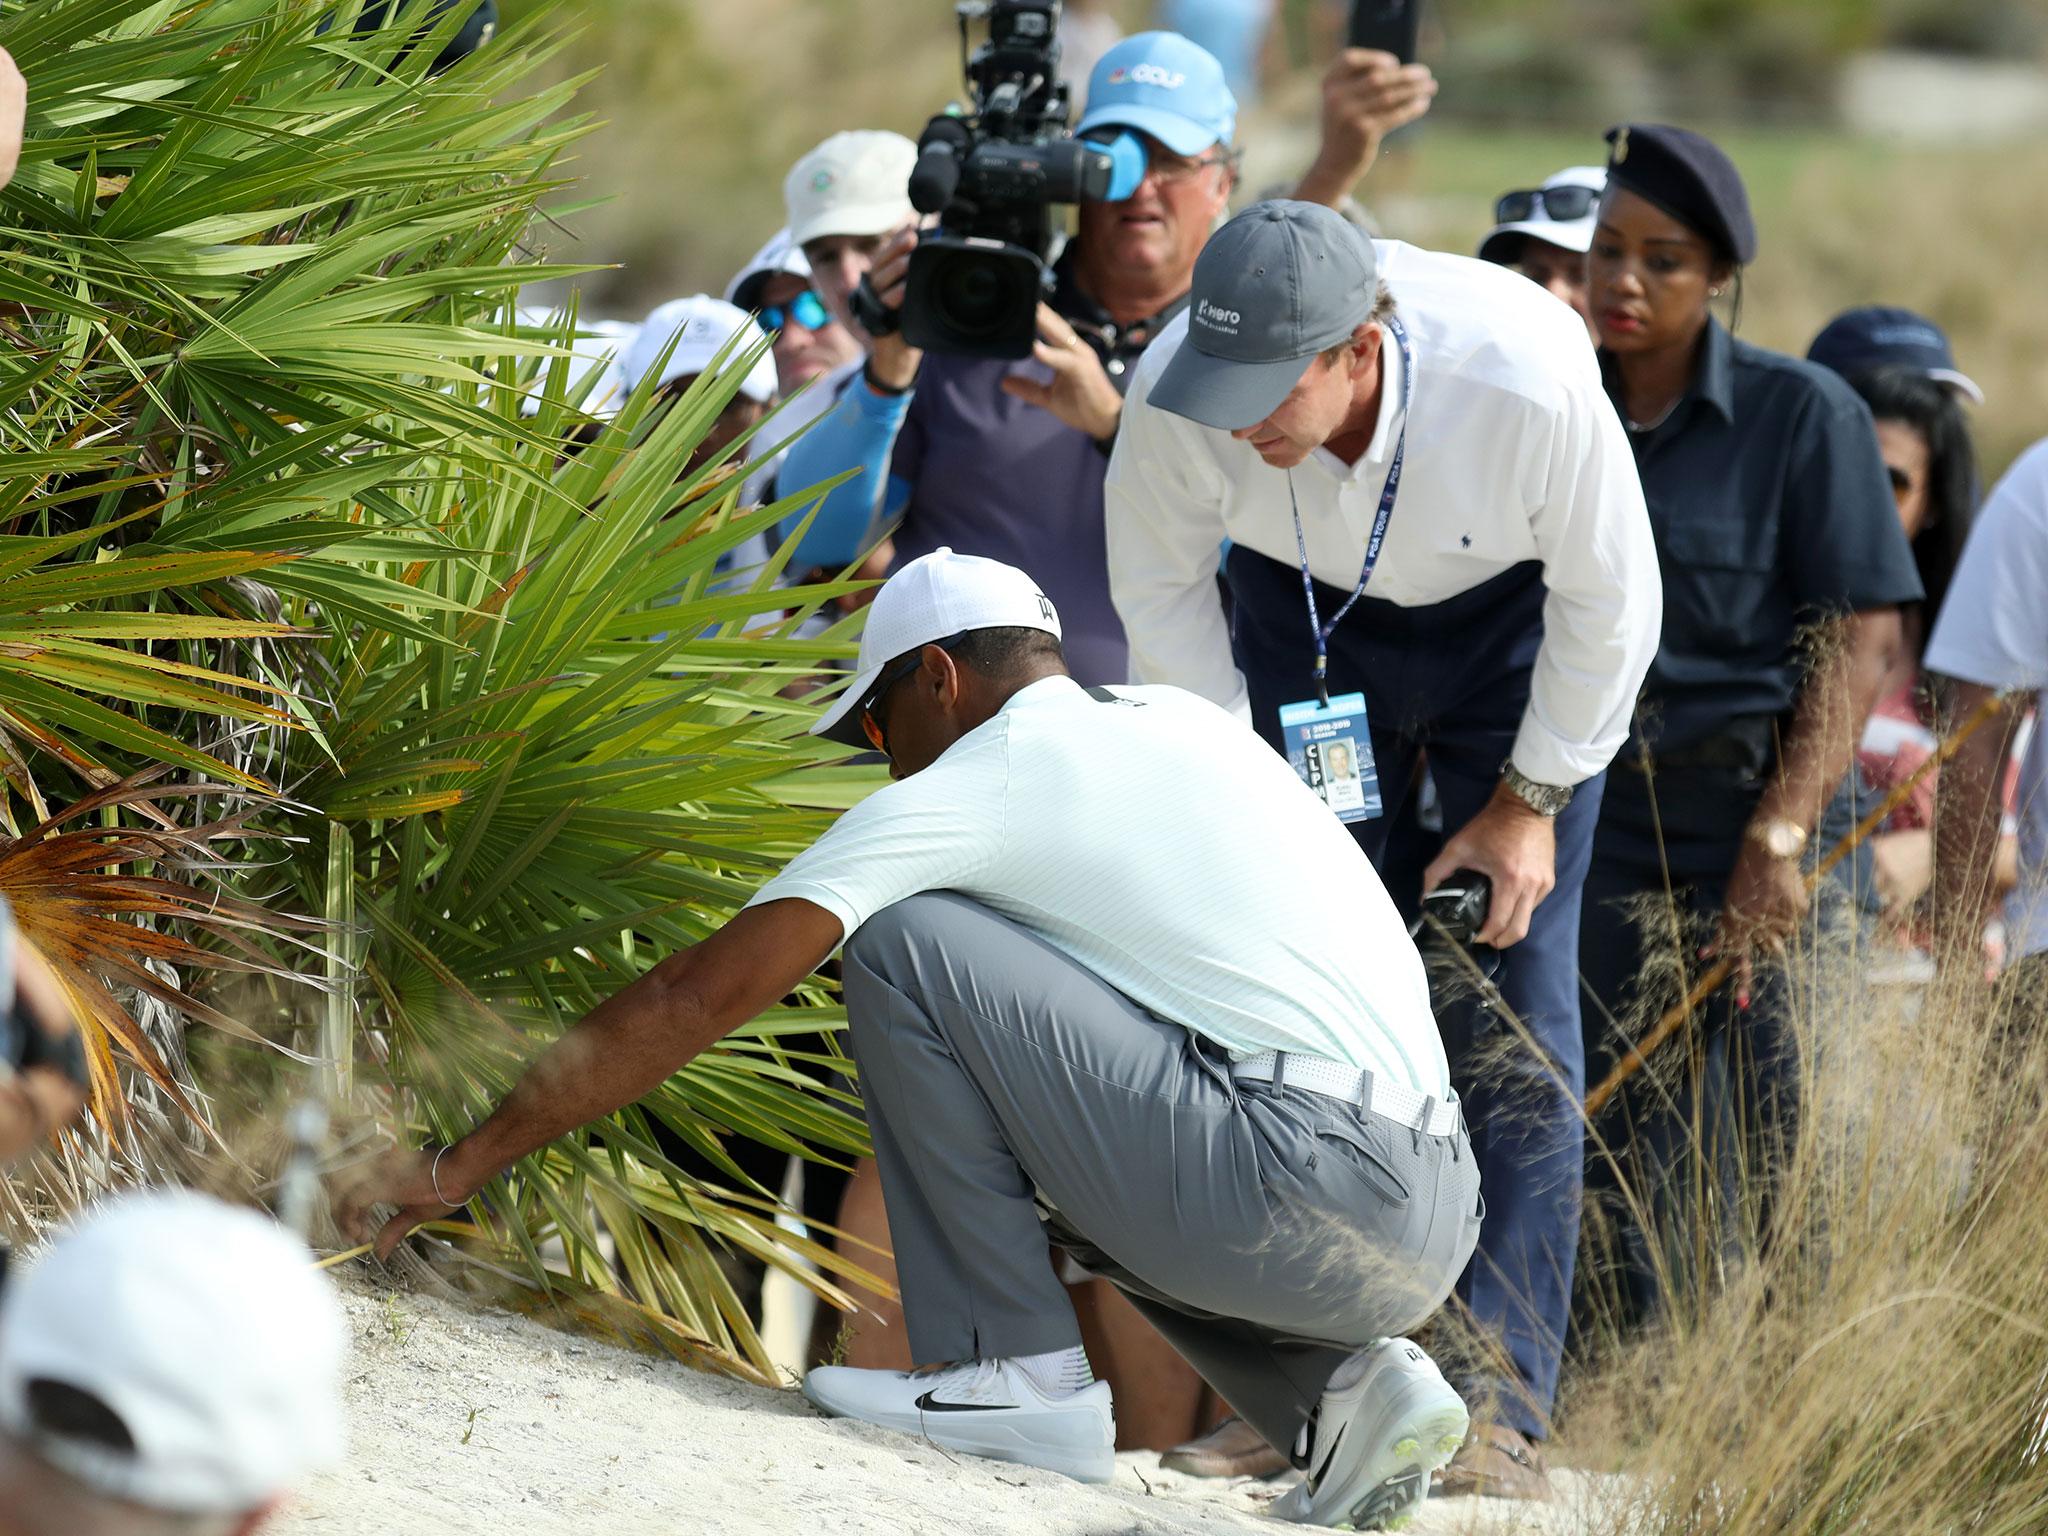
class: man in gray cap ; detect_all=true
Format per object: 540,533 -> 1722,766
1106,200 -> 1660,1492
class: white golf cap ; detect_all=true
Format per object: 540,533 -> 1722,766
812,548 -> 1062,748
1477,164 -> 1607,263
621,294 -> 777,403
514,310 -> 638,419
0,1190 -> 347,1515
784,130 -> 917,249
724,227 -> 811,313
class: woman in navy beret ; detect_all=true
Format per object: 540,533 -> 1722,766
1572,124 -> 1924,1342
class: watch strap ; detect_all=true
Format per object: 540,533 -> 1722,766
1501,763 -> 1572,817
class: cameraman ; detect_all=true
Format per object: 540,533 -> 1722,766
775,31 -> 1433,683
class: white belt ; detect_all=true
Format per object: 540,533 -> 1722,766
1231,1050 -> 1462,1138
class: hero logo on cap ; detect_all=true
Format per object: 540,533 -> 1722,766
1107,63 -> 1185,89
1196,297 -> 1242,336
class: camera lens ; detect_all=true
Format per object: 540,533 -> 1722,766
929,248 -> 1037,347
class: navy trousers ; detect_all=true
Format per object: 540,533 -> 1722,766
1228,547 -> 1602,1441
1578,755 -> 1806,1333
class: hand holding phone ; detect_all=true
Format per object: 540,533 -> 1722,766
1348,0 -> 1424,63
1296,41 -> 1437,209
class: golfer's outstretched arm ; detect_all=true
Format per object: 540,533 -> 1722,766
341,898 -> 843,1258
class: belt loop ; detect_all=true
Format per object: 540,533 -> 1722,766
1413,1095 -> 1436,1152
1272,1052 -> 1288,1091
1355,1067 -> 1373,1112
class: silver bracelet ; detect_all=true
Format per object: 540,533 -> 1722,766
430,1144 -> 459,1206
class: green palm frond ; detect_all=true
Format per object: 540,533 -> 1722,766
2,0 -> 887,1373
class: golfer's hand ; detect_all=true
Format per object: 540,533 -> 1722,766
863,225 -> 924,391
0,47 -> 26,193
1423,783 -> 1557,948
1708,838 -> 1809,1008
1000,303 -> 1122,442
336,1145 -> 464,1261
1301,49 -> 1437,201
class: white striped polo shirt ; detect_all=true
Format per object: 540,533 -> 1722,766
748,675 -> 1447,1095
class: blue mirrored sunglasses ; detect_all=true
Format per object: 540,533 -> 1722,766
758,289 -> 830,335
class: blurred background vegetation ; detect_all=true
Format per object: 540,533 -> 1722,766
505,0 -> 2048,476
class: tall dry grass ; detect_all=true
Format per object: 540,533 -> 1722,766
1561,911 -> 2048,1532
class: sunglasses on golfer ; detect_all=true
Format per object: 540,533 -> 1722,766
859,632 -> 967,755
1493,185 -> 1600,225
758,289 -> 831,334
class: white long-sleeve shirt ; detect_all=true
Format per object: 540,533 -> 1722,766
1104,240 -> 1662,789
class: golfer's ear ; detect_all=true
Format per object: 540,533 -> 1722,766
927,642 -> 963,706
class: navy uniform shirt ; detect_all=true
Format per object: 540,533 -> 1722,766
1602,319 -> 1923,754
888,246 -> 1186,687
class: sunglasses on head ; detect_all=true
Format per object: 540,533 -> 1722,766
758,289 -> 830,335
859,631 -> 968,755
1494,185 -> 1599,225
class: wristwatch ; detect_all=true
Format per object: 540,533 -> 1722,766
1501,763 -> 1573,818
1749,816 -> 1809,860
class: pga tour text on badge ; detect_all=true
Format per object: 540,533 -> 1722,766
1281,694 -> 1382,823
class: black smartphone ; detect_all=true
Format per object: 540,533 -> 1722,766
1348,0 -> 1423,62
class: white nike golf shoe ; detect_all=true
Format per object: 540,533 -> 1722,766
802,1358 -> 1116,1483
1273,1337 -> 1469,1528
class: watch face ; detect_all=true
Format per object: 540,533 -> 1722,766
1766,822 -> 1804,859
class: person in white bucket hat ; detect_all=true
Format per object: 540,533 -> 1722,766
0,1190 -> 346,1536
343,546 -> 1480,1526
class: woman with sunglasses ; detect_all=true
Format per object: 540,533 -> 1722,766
1573,125 -> 1923,1337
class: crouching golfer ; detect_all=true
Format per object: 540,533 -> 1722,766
341,548 -> 1482,1528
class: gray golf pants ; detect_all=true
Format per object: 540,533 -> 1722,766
841,892 -> 1484,1455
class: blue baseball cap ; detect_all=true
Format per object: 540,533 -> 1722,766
1806,306 -> 1983,405
1076,31 -> 1237,158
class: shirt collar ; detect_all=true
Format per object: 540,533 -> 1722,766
1600,316 -> 1737,430
1693,318 -> 1736,422
999,674 -> 1082,715
1311,322 -> 1405,481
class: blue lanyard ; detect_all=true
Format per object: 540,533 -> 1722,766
1288,314 -> 1413,706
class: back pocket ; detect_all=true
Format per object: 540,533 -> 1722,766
1312,1122 -> 1413,1209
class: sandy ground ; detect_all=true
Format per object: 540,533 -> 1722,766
275,1285 -> 1619,1536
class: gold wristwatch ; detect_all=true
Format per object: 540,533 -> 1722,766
1749,816 -> 1809,860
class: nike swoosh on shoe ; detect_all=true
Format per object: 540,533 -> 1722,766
914,1390 -> 1011,1413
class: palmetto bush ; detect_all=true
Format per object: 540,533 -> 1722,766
1,0 -> 880,1377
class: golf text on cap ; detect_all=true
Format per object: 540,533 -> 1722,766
1197,298 -> 1242,335
1107,63 -> 1185,89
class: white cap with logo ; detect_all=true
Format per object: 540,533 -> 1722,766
621,294 -> 777,403
0,1190 -> 347,1515
784,130 -> 918,249
812,548 -> 1062,748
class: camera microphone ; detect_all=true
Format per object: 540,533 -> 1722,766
909,119 -> 973,214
